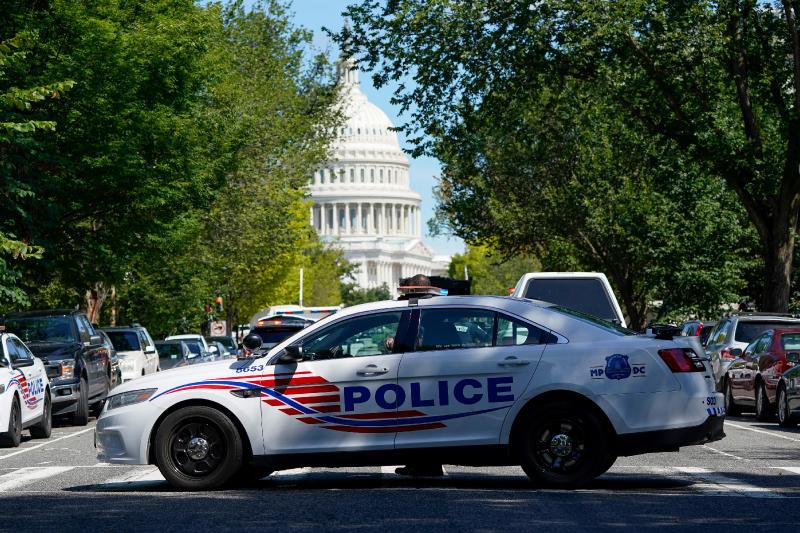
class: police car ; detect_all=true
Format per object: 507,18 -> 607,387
95,296 -> 725,490
1,333 -> 52,447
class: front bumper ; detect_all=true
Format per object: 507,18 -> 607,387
615,414 -> 726,456
49,379 -> 80,415
95,402 -> 160,465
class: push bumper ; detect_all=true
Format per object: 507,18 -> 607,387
615,415 -> 726,456
50,379 -> 80,416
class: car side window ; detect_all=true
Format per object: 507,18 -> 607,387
496,313 -> 551,346
5,339 -> 21,363
75,317 -> 90,343
712,321 -> 730,345
139,331 -> 152,350
301,312 -> 404,360
79,316 -> 95,336
11,338 -> 32,360
417,308 -> 495,351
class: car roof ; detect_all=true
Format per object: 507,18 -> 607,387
4,309 -> 79,318
166,334 -> 203,339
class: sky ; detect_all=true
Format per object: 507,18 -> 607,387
285,0 -> 466,258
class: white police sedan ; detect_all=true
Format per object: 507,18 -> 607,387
95,296 -> 725,490
1,333 -> 52,447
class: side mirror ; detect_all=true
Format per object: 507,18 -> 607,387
144,346 -> 156,354
13,359 -> 35,368
787,352 -> 799,364
279,345 -> 303,363
730,348 -> 743,358
242,334 -> 263,351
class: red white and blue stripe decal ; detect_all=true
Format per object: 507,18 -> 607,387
6,371 -> 41,410
150,372 -> 509,433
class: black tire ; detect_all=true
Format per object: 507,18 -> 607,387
89,375 -> 110,418
755,381 -> 774,422
30,392 -> 52,439
777,385 -> 797,428
724,379 -> 741,416
154,406 -> 244,490
0,397 -> 22,448
595,453 -> 618,478
71,377 -> 89,426
517,401 -> 611,489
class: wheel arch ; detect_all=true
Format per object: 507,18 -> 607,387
146,399 -> 253,466
508,390 -> 617,458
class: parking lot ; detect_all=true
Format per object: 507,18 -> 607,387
0,414 -> 796,532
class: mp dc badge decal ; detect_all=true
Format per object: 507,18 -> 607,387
590,354 -> 646,380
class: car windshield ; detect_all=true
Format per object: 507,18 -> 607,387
183,340 -> 203,355
254,328 -> 302,345
735,321 -> 800,343
524,279 -> 618,322
156,343 -> 183,358
549,305 -> 635,336
4,316 -> 75,343
106,331 -> 141,351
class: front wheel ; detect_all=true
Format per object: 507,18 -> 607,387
777,385 -> 797,428
0,398 -> 22,448
71,377 -> 89,426
154,406 -> 244,490
517,401 -> 611,489
724,379 -> 741,416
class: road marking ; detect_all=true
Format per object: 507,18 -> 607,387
0,427 -> 95,460
675,467 -> 782,498
381,465 -> 402,475
272,467 -> 311,478
103,466 -> 164,484
702,444 -> 745,460
0,467 -> 73,492
725,422 -> 800,443
774,467 -> 800,475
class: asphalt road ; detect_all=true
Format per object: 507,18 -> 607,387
0,415 -> 798,532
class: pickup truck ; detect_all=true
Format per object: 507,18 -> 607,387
511,272 -> 627,328
2,310 -> 111,425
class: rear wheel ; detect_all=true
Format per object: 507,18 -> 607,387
724,379 -> 741,416
755,381 -> 774,422
777,385 -> 797,428
0,398 -> 22,448
155,406 -> 243,490
30,392 -> 52,439
71,377 -> 89,426
517,401 -> 611,489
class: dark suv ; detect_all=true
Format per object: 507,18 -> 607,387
2,310 -> 111,425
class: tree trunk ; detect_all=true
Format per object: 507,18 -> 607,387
761,224 -> 795,312
84,282 -> 111,325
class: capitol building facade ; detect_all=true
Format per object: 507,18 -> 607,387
309,56 -> 448,296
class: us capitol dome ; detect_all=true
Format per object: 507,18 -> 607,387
309,55 -> 448,295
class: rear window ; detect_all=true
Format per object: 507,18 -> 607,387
550,306 -> 635,336
105,331 -> 141,351
735,321 -> 800,343
182,340 -> 203,355
781,333 -> 800,351
253,328 -> 302,345
524,279 -> 618,322
156,343 -> 183,359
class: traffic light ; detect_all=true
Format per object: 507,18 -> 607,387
215,295 -> 223,313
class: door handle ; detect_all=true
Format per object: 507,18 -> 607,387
357,364 -> 389,376
498,356 -> 530,367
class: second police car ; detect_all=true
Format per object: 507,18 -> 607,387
1,332 -> 52,447
95,296 -> 725,489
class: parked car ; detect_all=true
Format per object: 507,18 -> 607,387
154,340 -> 194,370
249,316 -> 311,350
2,309 -> 110,425
725,327 -> 800,420
208,340 -> 232,359
101,326 -> 159,382
165,334 -> 211,359
97,330 -> 122,389
511,272 -> 627,327
776,352 -> 800,427
680,320 -> 717,348
207,335 -> 239,356
705,313 -> 800,391
0,332 -> 52,447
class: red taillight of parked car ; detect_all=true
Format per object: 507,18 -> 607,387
720,348 -> 736,360
695,324 -> 703,336
659,348 -> 705,372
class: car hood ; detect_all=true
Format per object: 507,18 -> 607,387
109,356 -> 265,396
25,341 -> 80,362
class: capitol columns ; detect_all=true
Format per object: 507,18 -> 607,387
344,202 -> 351,234
357,202 -> 363,233
366,202 -> 374,234
332,203 -> 339,234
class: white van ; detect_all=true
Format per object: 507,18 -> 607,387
512,272 -> 627,328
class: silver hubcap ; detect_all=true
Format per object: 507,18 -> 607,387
186,437 -> 210,460
779,391 -> 786,421
549,433 -> 573,457
757,387 -> 763,413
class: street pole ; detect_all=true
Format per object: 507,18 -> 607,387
299,267 -> 304,307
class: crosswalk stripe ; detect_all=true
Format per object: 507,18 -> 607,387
272,467 -> 311,478
725,422 -> 800,443
103,466 -> 164,485
675,467 -> 783,498
0,467 -> 73,492
381,465 -> 401,475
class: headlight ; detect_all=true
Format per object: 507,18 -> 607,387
60,361 -> 75,380
106,389 -> 157,411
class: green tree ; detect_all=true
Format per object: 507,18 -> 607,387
448,245 -> 540,296
0,30 -> 72,307
341,283 -> 392,307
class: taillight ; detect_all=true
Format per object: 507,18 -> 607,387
720,348 -> 735,360
659,348 -> 705,372
695,324 -> 703,336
